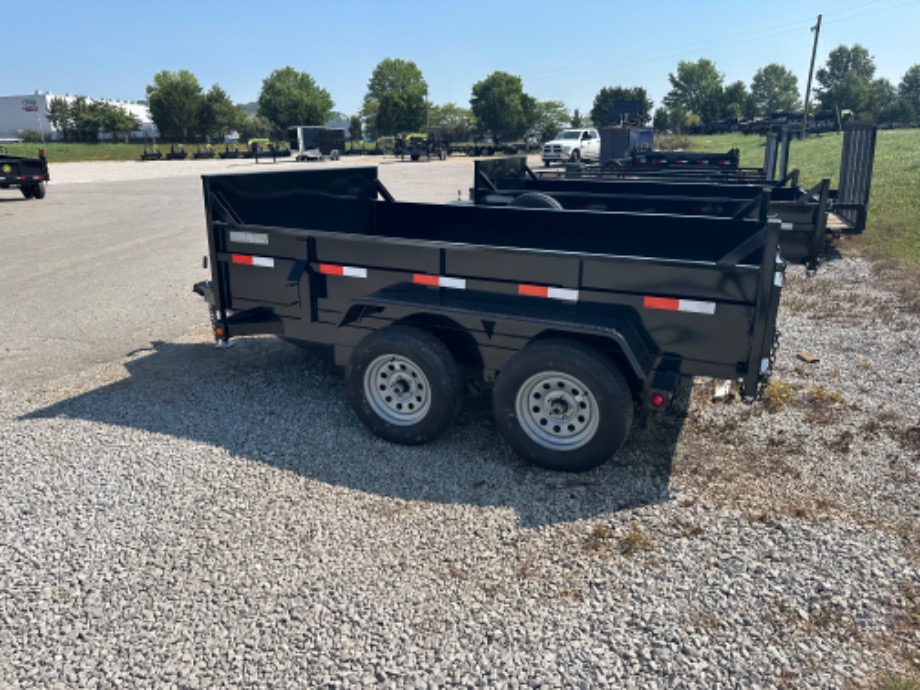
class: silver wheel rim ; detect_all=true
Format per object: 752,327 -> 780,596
515,371 -> 599,450
364,354 -> 431,426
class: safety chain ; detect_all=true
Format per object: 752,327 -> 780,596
742,328 -> 782,405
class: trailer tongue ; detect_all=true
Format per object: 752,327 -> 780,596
194,166 -> 783,471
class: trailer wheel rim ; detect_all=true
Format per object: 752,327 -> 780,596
364,355 -> 432,426
515,371 -> 599,451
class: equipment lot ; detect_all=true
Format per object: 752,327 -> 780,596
1,156 -> 918,688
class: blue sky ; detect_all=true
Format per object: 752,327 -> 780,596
4,0 -> 919,115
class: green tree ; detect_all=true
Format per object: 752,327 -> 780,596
257,66 -> 333,133
530,100 -> 570,140
721,80 -> 752,119
87,102 -> 140,142
877,98 -> 916,125
348,115 -> 363,143
68,97 -> 96,142
898,64 -> 920,113
238,112 -> 274,141
47,98 -> 72,140
589,86 -> 653,126
570,108 -> 584,128
815,44 -> 875,114
198,84 -> 242,140
362,58 -> 428,137
470,71 -> 535,139
652,107 -> 670,132
146,70 -> 203,142
428,102 -> 475,141
664,59 -> 725,126
750,64 -> 801,116
869,78 -> 897,118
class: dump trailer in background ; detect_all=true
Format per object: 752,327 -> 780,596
0,147 -> 49,199
472,156 -> 830,269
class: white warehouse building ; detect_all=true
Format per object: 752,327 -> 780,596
0,91 -> 158,141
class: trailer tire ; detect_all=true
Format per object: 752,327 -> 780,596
492,339 -> 633,472
346,326 -> 464,446
20,186 -> 34,199
32,182 -> 46,199
508,192 -> 563,210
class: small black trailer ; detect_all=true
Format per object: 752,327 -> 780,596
165,144 -> 188,160
0,147 -> 49,199
193,166 -> 784,472
139,144 -> 163,161
473,156 -> 830,269
219,144 -> 241,159
194,145 -> 216,160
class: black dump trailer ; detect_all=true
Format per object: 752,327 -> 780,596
473,157 -> 830,269
194,166 -> 784,472
0,148 -> 50,199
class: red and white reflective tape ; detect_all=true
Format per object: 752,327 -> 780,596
518,284 -> 579,302
644,296 -> 716,315
231,254 -> 274,268
413,274 -> 467,289
319,263 -> 367,278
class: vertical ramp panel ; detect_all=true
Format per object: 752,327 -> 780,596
763,132 -> 778,181
837,122 -> 877,231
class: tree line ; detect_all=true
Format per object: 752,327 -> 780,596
42,45 -> 920,143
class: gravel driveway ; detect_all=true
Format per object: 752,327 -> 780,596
1,156 -> 917,689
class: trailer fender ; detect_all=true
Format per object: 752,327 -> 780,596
340,287 -> 655,394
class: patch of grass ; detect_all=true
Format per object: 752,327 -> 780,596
618,522 -> 655,556
827,430 -> 855,453
671,518 -> 705,538
584,524 -> 616,553
805,385 -> 847,405
871,674 -> 920,690
896,425 -> 920,456
584,522 -> 655,556
761,379 -> 796,412
652,134 -> 691,151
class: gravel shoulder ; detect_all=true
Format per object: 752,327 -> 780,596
1,159 -> 917,689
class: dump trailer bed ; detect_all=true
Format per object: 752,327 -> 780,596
475,157 -> 829,268
0,148 -> 49,199
540,163 -> 780,184
194,166 -> 783,471
628,148 -> 740,168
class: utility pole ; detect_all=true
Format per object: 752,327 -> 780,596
801,14 -> 822,140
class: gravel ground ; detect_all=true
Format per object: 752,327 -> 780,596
1,159 -> 918,689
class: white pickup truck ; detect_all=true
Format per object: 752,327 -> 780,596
541,128 -> 600,166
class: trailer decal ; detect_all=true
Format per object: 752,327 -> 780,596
229,231 -> 269,245
643,296 -> 716,315
518,285 -> 579,302
231,254 -> 274,268
413,274 -> 467,289
319,264 -> 367,278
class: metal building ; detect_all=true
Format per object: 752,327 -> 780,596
0,91 -> 158,141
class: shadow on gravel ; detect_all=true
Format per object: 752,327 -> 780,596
22,337 -> 688,527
